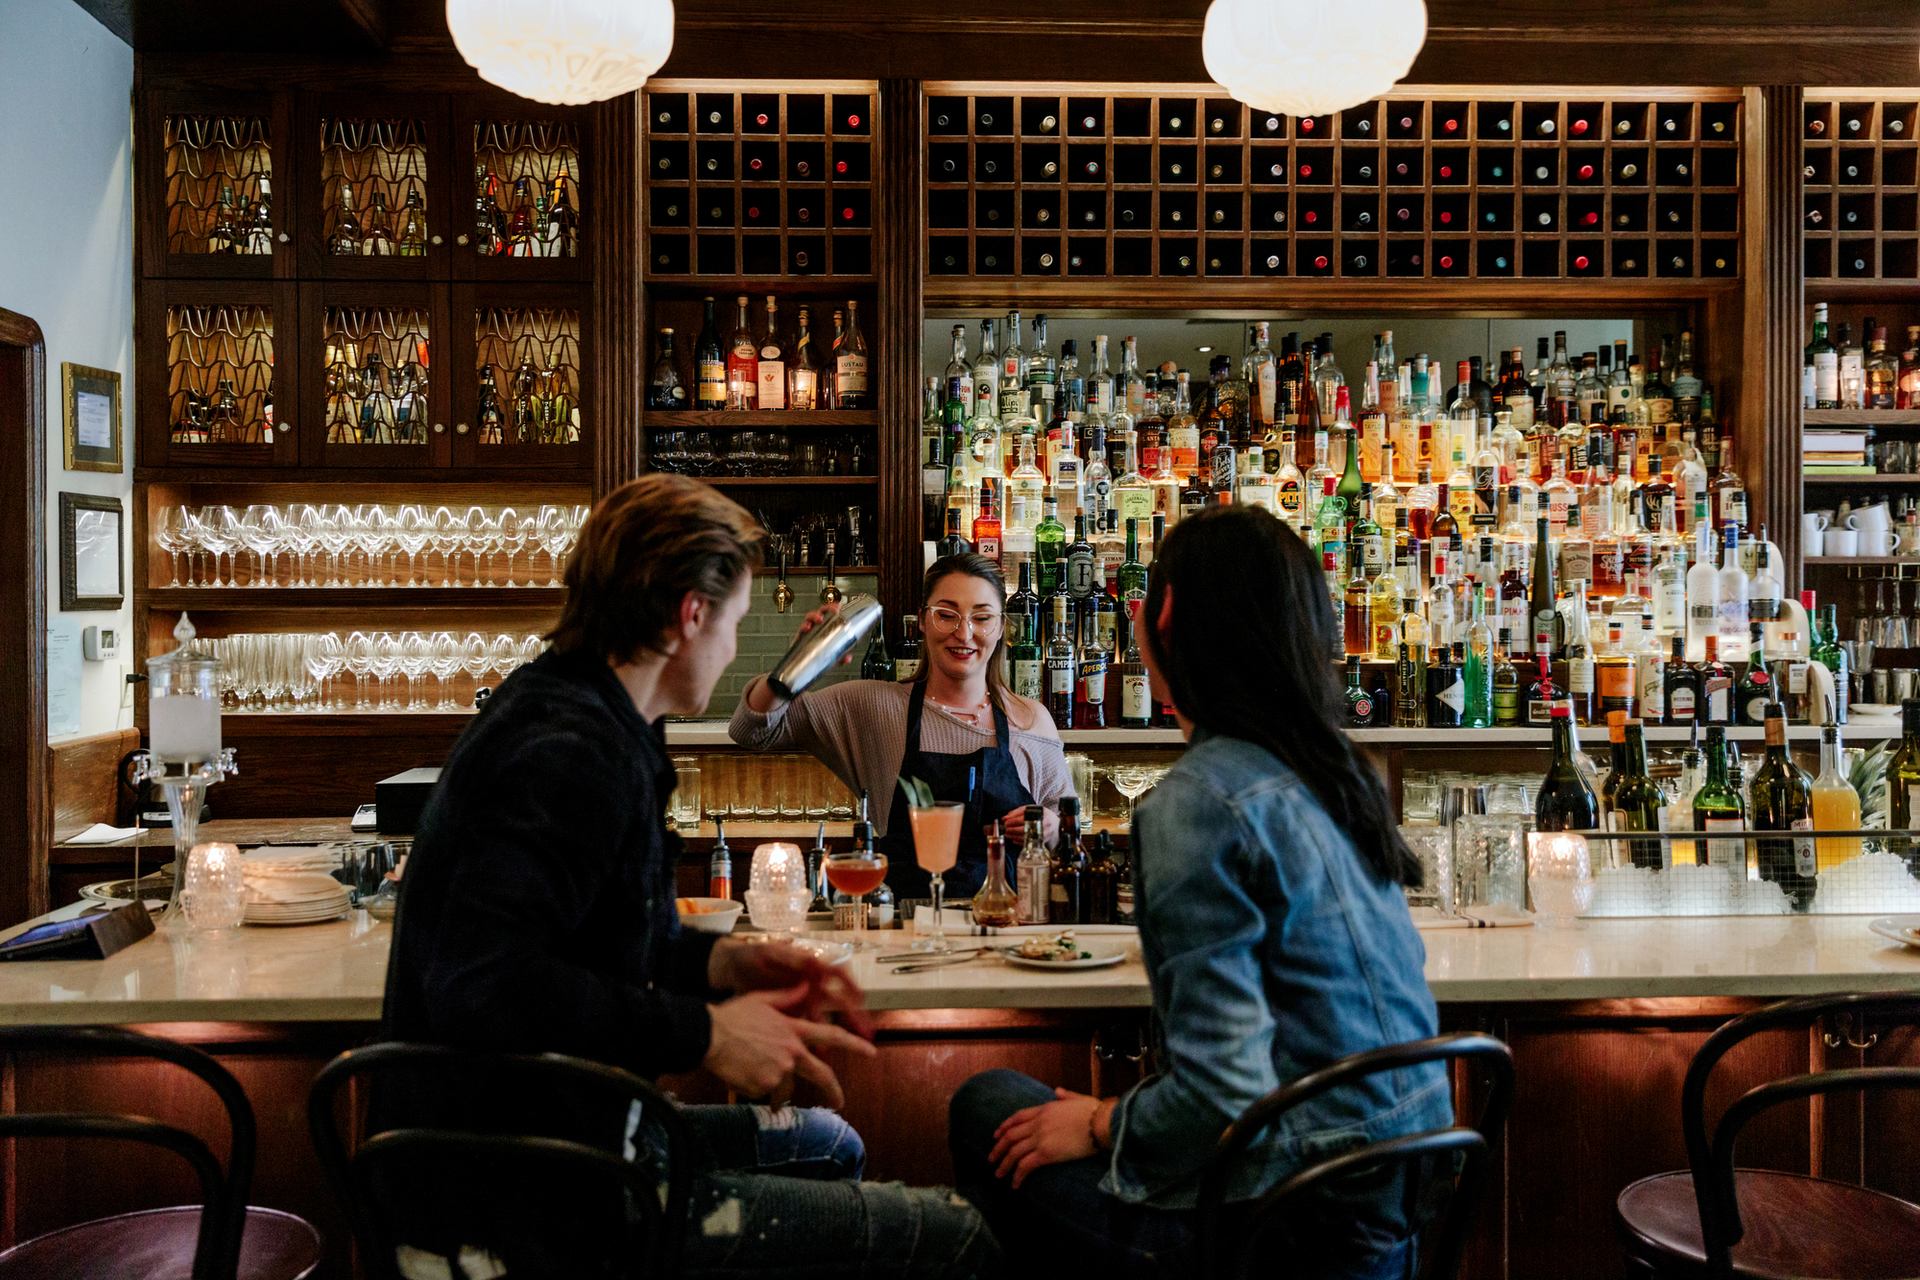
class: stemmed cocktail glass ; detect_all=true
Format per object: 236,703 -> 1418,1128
908,801 -> 964,954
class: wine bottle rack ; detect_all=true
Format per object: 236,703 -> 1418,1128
321,306 -> 432,447
469,118 -> 583,259
164,302 -> 279,446
643,82 -> 877,278
164,113 -> 276,257
319,114 -> 431,258
924,86 -> 1743,281
1803,95 -> 1920,281
472,306 -> 582,446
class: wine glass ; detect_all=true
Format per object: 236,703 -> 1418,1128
495,506 -> 525,586
460,631 -> 492,705
537,504 -> 572,586
516,633 -> 544,672
428,630 -> 462,710
155,507 -> 187,588
343,630 -> 375,709
394,504 -> 431,587
315,504 -> 351,587
1105,763 -> 1170,831
370,633 -> 402,709
399,631 -> 432,710
304,632 -> 344,709
284,504 -> 320,587
429,506 -> 463,587
356,504 -> 396,586
469,507 -> 500,585
460,504 -> 491,585
490,632 -> 520,679
907,801 -> 965,954
240,505 -> 284,587
197,505 -> 241,588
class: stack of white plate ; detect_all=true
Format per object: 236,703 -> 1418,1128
242,849 -> 351,925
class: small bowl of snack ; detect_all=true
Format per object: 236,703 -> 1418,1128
676,896 -> 744,935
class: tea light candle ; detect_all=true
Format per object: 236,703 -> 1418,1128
1527,831 -> 1597,926
749,842 -> 804,893
182,841 -> 247,931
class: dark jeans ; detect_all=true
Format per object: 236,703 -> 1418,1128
948,1070 -> 1420,1280
675,1104 -> 1003,1279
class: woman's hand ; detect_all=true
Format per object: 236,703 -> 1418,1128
988,1088 -> 1104,1189
993,804 -> 1059,848
746,603 -> 854,712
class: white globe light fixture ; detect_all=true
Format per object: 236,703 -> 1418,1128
1202,0 -> 1429,118
447,0 -> 675,106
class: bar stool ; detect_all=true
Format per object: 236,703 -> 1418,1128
1195,1031 -> 1515,1280
1615,991 -> 1920,1279
0,1025 -> 322,1280
308,1041 -> 695,1280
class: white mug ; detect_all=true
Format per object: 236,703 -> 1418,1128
1826,528 -> 1861,557
1849,502 -> 1893,536
1862,528 -> 1899,556
1805,530 -> 1826,557
1802,511 -> 1831,545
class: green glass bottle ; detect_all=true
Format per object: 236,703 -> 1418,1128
1810,596 -> 1849,724
1749,708 -> 1817,910
1463,587 -> 1493,729
1034,494 -> 1066,596
1886,698 -> 1920,873
1118,517 -> 1148,610
1614,718 -> 1669,870
1344,654 -> 1377,728
1534,703 -> 1599,832
1492,628 -> 1522,726
1692,725 -> 1747,875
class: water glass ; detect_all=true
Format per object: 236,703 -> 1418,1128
1399,825 -> 1454,913
1528,831 -> 1597,927
1454,814 -> 1531,909
669,758 -> 703,831
180,842 -> 247,931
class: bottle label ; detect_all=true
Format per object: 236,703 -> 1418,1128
697,359 -> 727,402
1569,658 -> 1595,694
1277,479 -> 1303,517
1211,447 -> 1237,493
1814,353 -> 1839,403
1502,599 -> 1532,653
757,360 -> 788,410
1116,886 -> 1135,924
1351,695 -> 1374,722
1560,542 -> 1593,585
1787,661 -> 1809,694
1669,684 -> 1696,720
1066,551 -> 1098,597
1047,657 -> 1074,694
1081,658 -> 1108,704
1362,534 -> 1388,576
896,659 -> 921,681
1705,817 -> 1744,871
976,533 -> 1001,561
1493,687 -> 1519,723
1792,817 -> 1817,876
1013,657 -> 1042,698
1094,611 -> 1118,654
1598,659 -> 1634,706
1528,697 -> 1554,725
1704,673 -> 1731,721
1122,673 -> 1150,720
1437,674 -> 1466,714
836,354 -> 869,396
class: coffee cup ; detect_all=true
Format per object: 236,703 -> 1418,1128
1802,511 -> 1832,545
1825,527 -> 1860,557
1805,529 -> 1826,557
1862,528 -> 1899,556
1849,502 -> 1893,536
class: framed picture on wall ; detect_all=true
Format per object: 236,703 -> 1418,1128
59,493 -> 124,611
61,362 -> 122,474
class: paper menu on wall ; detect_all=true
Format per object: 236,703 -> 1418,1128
46,626 -> 80,740
74,388 -> 114,450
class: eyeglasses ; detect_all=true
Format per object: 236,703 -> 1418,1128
924,606 -> 1003,636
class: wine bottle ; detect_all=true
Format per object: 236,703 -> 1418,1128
694,297 -> 727,410
1749,709 -> 1817,910
1535,702 -> 1600,832
1692,725 -> 1746,873
1614,719 -> 1668,870
1663,634 -> 1699,726
1600,709 -> 1628,814
1811,722 -> 1862,871
1886,699 -> 1920,873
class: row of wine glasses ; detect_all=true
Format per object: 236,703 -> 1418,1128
155,503 -> 589,589
209,630 -> 546,713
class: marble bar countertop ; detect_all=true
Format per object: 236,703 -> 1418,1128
0,911 -> 1917,1026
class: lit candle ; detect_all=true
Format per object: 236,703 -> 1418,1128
1527,831 -> 1596,925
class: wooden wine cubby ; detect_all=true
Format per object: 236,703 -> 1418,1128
924,85 -> 1743,282
643,81 -> 878,279
1803,93 -> 1920,282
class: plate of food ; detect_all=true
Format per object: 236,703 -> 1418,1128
1868,915 -> 1920,950
1001,931 -> 1131,971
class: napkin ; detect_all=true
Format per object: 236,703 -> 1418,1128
909,906 -> 1138,937
1411,904 -> 1534,930
64,823 -> 142,845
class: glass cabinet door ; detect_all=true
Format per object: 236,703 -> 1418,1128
449,285 -> 591,469
451,97 -> 589,282
301,94 -> 452,280
302,283 -> 450,469
141,91 -> 292,279
142,282 -> 299,467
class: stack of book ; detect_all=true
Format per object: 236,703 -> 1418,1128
1804,428 -> 1873,476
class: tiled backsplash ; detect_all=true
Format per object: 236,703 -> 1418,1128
701,571 -> 877,716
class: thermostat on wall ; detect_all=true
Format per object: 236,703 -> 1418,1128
82,626 -> 119,661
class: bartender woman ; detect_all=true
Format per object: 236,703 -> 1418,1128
731,552 -> 1075,900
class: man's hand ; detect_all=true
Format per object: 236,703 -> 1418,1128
709,937 -> 875,1040
988,1088 -> 1104,1189
702,985 -> 875,1109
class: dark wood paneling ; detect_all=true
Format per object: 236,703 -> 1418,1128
212,717 -> 465,819
50,729 -> 141,842
592,92 -> 645,494
877,78 -> 923,627
0,309 -> 50,931
1752,87 -> 1806,585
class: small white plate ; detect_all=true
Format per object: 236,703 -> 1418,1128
1868,916 -> 1920,949
1002,941 -> 1132,971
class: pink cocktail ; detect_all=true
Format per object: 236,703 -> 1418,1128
907,801 -> 965,952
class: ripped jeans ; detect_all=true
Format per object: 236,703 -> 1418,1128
675,1104 -> 1003,1279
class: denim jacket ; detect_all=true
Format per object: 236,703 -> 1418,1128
1102,730 -> 1449,1210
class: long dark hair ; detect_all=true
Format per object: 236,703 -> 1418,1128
914,553 -> 1016,718
1142,505 -> 1420,886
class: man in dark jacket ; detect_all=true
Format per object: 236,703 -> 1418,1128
381,474 -> 1001,1278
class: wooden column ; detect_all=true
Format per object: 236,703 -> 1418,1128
0,308 -> 49,926
1745,85 -> 1805,580
877,78 -> 924,628
592,90 -> 645,496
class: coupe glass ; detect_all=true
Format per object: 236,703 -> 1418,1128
1105,763 -> 1169,830
908,802 -> 965,954
826,850 -> 888,941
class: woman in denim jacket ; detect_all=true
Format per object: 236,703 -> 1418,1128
950,504 -> 1450,1279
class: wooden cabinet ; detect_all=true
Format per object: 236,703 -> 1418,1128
138,279 -> 300,469
138,90 -> 294,281
299,281 -> 449,469
296,92 -> 453,281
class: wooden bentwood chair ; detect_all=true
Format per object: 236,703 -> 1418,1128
308,1042 -> 697,1280
0,1025 -> 322,1280
1615,991 -> 1920,1279
1195,1032 -> 1516,1280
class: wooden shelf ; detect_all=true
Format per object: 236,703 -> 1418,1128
1804,473 -> 1920,484
706,475 -> 878,487
134,466 -> 594,486
646,410 -> 877,427
146,587 -> 568,610
1803,556 -> 1914,566
1804,409 -> 1920,425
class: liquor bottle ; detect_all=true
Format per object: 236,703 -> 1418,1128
1396,641 -> 1426,728
936,508 -> 973,560
1698,633 -> 1733,725
1693,725 -> 1747,873
1048,798 -> 1088,924
1463,588 -> 1494,728
1084,833 -> 1120,924
972,482 -> 1002,566
363,191 -> 395,256
1812,723 -> 1862,871
1493,628 -> 1521,726
1076,601 -> 1110,729
1167,372 -> 1199,476
974,318 -> 1002,415
1535,702 -> 1600,831
835,299 -> 870,408
1750,709 -> 1818,911
1661,634 -> 1699,726
788,305 -> 820,410
1428,642 -> 1465,728
1596,618 -> 1637,718
1343,560 -> 1373,657
1016,805 -> 1052,925
1615,719 -> 1669,870
1113,430 -> 1155,528
1601,709 -> 1628,813
694,297 -> 726,410
546,169 -> 578,257
1838,322 -> 1865,409
1736,622 -> 1774,727
1525,652 -> 1555,725
1529,515 -> 1559,657
1344,655 -> 1377,727
1034,493 -> 1066,595
1808,302 -> 1839,409
726,295 -> 757,410
972,821 -> 1019,928
1118,611 -> 1152,728
744,297 -> 783,408
709,819 -> 733,899
860,625 -> 895,680
244,176 -> 274,255
892,615 -> 922,680
647,328 -> 687,410
1888,700 -> 1920,874
1045,595 -> 1077,730
1811,599 -> 1850,724
1114,841 -> 1137,924
1064,514 -> 1097,602
1009,588 -> 1043,700
1084,424 -> 1115,530
330,181 -> 363,255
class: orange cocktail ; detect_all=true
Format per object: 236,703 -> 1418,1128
908,801 -> 965,952
826,856 -> 888,898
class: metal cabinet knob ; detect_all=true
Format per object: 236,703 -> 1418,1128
432,422 -> 445,435
456,234 -> 470,246
277,232 -> 290,243
455,422 -> 470,435
431,235 -> 444,245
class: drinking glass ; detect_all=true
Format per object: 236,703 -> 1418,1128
429,505 -> 463,587
316,504 -> 352,587
516,633 -> 543,671
461,504 -> 492,585
537,504 -> 572,585
490,633 -> 520,679
1105,763 -> 1169,830
460,632 -> 492,705
400,632 -> 432,710
908,802 -> 965,954
1527,831 -> 1597,927
359,504 -> 397,586
395,504 -> 431,587
304,632 -> 345,709
669,758 -> 702,831
343,630 -> 375,709
428,630 -> 462,710
156,507 -> 187,588
496,506 -> 525,586
1399,825 -> 1454,913
180,842 -> 247,932
370,633 -> 402,709
284,505 -> 320,587
198,505 -> 241,588
826,850 -> 888,940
